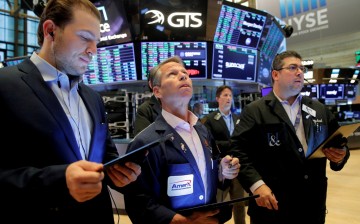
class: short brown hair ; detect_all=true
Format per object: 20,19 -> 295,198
216,85 -> 232,98
151,56 -> 185,87
37,0 -> 100,46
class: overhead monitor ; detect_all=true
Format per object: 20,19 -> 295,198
212,43 -> 257,82
213,1 -> 267,49
139,0 -> 207,41
141,41 -> 208,80
344,83 -> 357,99
319,83 -> 344,100
301,84 -> 319,99
91,0 -> 132,47
256,52 -> 273,86
83,42 -> 137,85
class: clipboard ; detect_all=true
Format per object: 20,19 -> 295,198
308,122 -> 360,159
104,133 -> 173,168
177,194 -> 259,215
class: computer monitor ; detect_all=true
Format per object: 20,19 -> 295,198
213,1 -> 267,49
140,41 -> 208,80
301,84 -> 319,99
344,83 -> 357,99
92,0 -> 132,47
319,83 -> 344,100
212,43 -> 257,82
83,42 -> 137,85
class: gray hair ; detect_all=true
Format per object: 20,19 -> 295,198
150,56 -> 185,87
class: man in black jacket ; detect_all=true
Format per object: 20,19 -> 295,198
203,85 -> 246,224
230,50 -> 350,224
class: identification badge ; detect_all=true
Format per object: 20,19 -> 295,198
302,104 -> 316,118
167,174 -> 194,197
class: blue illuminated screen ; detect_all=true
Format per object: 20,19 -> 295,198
83,42 -> 137,85
212,43 -> 257,82
141,41 -> 208,80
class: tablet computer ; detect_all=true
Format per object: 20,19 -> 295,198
177,194 -> 259,215
308,122 -> 360,159
104,133 -> 173,168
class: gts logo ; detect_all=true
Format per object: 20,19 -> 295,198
145,10 -> 202,28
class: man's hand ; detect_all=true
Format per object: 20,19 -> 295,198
219,155 -> 240,180
253,184 -> 278,210
323,147 -> 347,163
65,160 -> 104,202
106,161 -> 141,187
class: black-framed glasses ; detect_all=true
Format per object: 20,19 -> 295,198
276,65 -> 308,73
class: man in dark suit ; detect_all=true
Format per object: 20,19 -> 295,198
230,50 -> 350,224
133,69 -> 161,136
202,85 -> 246,224
0,0 -> 140,223
124,56 -> 240,224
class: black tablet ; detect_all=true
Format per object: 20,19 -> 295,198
177,194 -> 259,215
104,133 -> 173,168
308,122 -> 360,159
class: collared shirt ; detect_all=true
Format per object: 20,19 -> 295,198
219,109 -> 234,135
30,52 -> 92,160
274,92 -> 308,155
162,109 -> 207,195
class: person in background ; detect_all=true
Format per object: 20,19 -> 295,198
229,50 -> 350,224
124,56 -> 240,224
0,0 -> 141,223
202,85 -> 246,224
133,66 -> 162,136
192,102 -> 204,119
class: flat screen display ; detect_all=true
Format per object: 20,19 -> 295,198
83,42 -> 137,85
301,84 -> 319,99
213,1 -> 267,49
141,41 -> 208,80
212,43 -> 257,82
319,84 -> 344,99
344,84 -> 357,99
256,52 -> 273,86
92,0 -> 132,47
258,17 -> 285,60
139,0 -> 207,41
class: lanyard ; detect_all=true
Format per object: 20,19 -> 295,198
293,103 -> 302,132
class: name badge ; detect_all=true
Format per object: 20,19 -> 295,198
167,174 -> 194,197
302,104 -> 316,118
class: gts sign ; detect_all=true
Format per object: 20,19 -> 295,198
145,10 -> 203,28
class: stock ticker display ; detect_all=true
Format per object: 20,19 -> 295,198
83,42 -> 137,85
212,43 -> 257,82
214,2 -> 266,49
141,41 -> 208,80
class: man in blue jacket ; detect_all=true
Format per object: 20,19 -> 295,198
0,0 -> 140,223
124,56 -> 240,224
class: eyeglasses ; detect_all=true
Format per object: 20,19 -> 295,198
276,65 -> 308,73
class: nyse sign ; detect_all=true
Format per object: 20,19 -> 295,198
146,10 -> 203,28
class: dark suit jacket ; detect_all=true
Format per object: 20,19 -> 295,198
133,94 -> 162,136
229,92 -> 350,224
202,110 -> 240,157
0,59 -> 120,223
124,115 -> 231,224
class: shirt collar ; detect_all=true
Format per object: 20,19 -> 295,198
30,52 -> 81,90
162,109 -> 198,131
